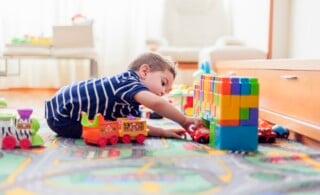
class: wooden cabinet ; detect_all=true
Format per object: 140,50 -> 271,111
215,59 -> 320,142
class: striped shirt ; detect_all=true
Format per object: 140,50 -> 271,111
45,70 -> 148,122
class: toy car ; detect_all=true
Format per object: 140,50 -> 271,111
185,124 -> 210,144
258,119 -> 276,143
272,124 -> 289,139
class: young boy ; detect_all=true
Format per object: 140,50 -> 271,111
45,52 -> 202,139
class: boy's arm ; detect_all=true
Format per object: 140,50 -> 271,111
134,91 -> 186,127
147,125 -> 186,139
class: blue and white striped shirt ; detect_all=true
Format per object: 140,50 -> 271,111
45,70 -> 148,122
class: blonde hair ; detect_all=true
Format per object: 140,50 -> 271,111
128,52 -> 177,78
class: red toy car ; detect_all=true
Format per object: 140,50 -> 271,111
258,119 -> 276,143
185,124 -> 210,144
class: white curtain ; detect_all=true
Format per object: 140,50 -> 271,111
0,0 -> 165,89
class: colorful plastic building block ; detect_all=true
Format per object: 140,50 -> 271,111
81,112 -> 148,147
183,95 -> 194,116
0,108 -> 44,150
193,75 -> 259,151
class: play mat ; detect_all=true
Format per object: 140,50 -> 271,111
1,118 -> 320,195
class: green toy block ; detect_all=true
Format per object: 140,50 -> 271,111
209,120 -> 216,148
249,78 -> 259,95
240,108 -> 249,120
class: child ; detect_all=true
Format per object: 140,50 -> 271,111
45,52 -> 202,139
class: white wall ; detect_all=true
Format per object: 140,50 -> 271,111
288,0 -> 320,58
229,0 -> 269,52
230,0 -> 320,59
272,0 -> 290,58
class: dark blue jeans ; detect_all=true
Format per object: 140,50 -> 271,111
46,117 -> 82,138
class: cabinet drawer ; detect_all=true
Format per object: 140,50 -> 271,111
256,70 -> 320,126
215,59 -> 320,141
217,68 -> 320,126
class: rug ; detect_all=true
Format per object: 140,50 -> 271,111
0,118 -> 320,195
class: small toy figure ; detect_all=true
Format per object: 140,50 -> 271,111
0,108 -> 44,150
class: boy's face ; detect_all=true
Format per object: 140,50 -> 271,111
141,68 -> 174,96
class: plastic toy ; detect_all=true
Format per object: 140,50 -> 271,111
272,124 -> 289,139
0,98 -> 7,108
81,112 -> 148,147
183,95 -> 193,116
192,61 -> 214,79
258,119 -> 276,143
168,84 -> 193,113
193,75 -> 260,151
0,108 -> 44,150
185,124 -> 210,144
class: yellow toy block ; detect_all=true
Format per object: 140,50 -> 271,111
240,95 -> 259,108
216,95 -> 240,120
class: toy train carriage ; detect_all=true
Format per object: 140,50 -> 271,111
81,112 -> 120,147
81,112 -> 148,147
0,109 -> 44,150
116,117 -> 148,144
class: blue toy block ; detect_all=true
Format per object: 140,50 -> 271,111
231,77 -> 241,95
215,125 -> 258,151
240,77 -> 250,95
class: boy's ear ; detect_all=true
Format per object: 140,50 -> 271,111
138,64 -> 150,79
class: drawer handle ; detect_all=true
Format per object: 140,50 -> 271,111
280,75 -> 298,80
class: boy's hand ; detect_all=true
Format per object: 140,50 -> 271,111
181,117 -> 202,131
162,129 -> 187,139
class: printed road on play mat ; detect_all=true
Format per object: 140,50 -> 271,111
0,119 -> 320,195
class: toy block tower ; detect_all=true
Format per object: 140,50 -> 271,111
193,75 -> 259,151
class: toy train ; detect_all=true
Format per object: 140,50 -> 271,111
81,112 -> 149,147
0,108 -> 44,150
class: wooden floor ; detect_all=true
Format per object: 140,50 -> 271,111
0,88 -> 58,117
